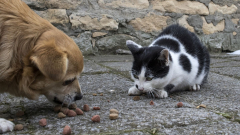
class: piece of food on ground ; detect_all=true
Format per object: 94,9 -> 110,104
83,104 -> 90,112
109,113 -> 118,120
177,102 -> 183,108
93,107 -> 100,110
91,115 -> 100,122
110,109 -> 119,114
67,110 -> 77,117
60,107 -> 69,115
14,124 -> 24,131
39,118 -> 47,127
63,125 -> 71,135
75,108 -> 84,115
58,112 -> 66,118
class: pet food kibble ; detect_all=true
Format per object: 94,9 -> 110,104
177,102 -> 183,108
99,93 -> 103,96
58,112 -> 66,118
54,105 -> 62,112
67,110 -> 77,117
39,118 -> 47,127
14,124 -> 24,131
93,107 -> 100,110
83,104 -> 90,112
69,104 -> 77,109
150,100 -> 154,105
133,96 -> 140,101
91,115 -> 100,122
75,108 -> 84,115
63,125 -> 71,135
109,114 -> 118,120
110,109 -> 119,114
60,107 -> 69,115
15,111 -> 24,117
92,93 -> 97,96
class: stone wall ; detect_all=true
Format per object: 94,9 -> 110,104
22,0 -> 240,55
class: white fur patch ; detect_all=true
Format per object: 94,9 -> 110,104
0,118 -> 15,133
227,50 -> 240,55
128,86 -> 141,96
126,40 -> 142,48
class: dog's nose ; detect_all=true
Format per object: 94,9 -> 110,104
74,93 -> 83,101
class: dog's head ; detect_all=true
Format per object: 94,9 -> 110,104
21,28 -> 84,105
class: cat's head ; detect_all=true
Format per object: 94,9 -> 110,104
126,40 -> 172,93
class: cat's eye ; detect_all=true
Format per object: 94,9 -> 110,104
146,77 -> 153,81
62,78 -> 76,86
133,74 -> 139,79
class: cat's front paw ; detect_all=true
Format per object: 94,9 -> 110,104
189,84 -> 201,91
0,118 -> 15,133
154,90 -> 168,98
128,86 -> 141,96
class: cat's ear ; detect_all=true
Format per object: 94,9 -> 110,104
158,49 -> 170,66
126,40 -> 142,54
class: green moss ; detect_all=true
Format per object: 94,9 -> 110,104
215,112 -> 232,119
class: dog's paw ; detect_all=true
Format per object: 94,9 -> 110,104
154,90 -> 168,98
189,84 -> 201,91
0,118 -> 15,133
128,86 -> 141,96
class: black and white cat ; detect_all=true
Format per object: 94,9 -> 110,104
126,24 -> 210,98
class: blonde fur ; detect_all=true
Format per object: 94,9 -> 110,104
0,0 -> 84,100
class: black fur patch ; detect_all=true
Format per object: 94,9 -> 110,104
154,38 -> 180,52
131,46 -> 170,79
179,54 -> 191,73
164,84 -> 175,92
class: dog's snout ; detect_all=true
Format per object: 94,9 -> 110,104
74,93 -> 83,101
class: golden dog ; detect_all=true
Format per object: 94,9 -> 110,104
0,0 -> 84,133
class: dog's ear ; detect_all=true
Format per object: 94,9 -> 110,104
30,39 -> 68,81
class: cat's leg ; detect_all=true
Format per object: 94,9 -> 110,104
0,118 -> 15,133
189,84 -> 201,91
128,86 -> 142,96
153,90 -> 168,98
153,84 -> 175,98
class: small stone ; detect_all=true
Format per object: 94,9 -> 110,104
69,104 -> 77,109
150,100 -> 154,105
177,102 -> 183,108
109,113 -> 118,120
15,111 -> 24,117
233,32 -> 237,36
93,107 -> 100,110
67,110 -> 77,117
107,100 -> 110,102
63,125 -> 71,135
58,112 -> 66,118
14,124 -> 24,131
75,108 -> 84,115
91,115 -> 100,122
99,93 -> 103,96
39,118 -> 47,127
83,104 -> 90,112
60,107 -> 69,115
92,93 -> 97,96
54,105 -> 62,112
110,109 -> 119,114
133,96 -> 140,101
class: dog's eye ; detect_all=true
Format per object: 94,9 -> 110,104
62,78 -> 76,86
